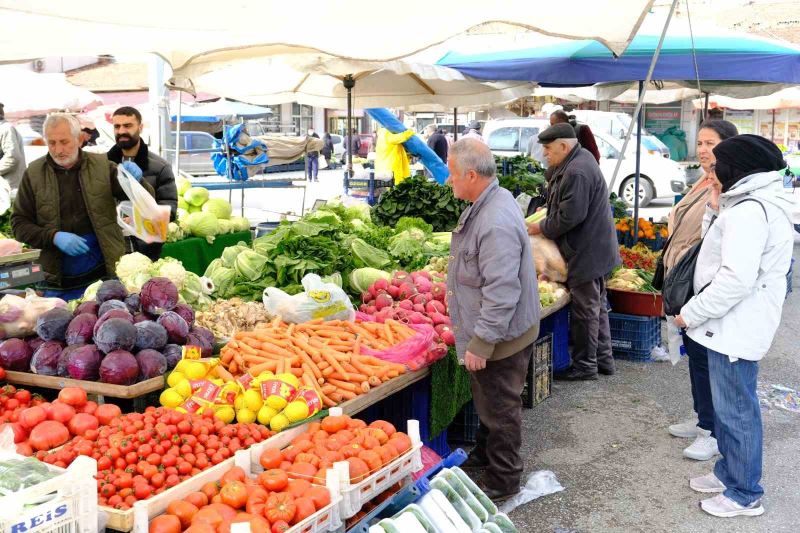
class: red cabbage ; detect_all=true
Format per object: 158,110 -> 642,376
73,301 -> 99,317
156,312 -> 189,344
134,321 -> 168,351
66,313 -> 97,346
98,299 -> 128,317
162,344 -> 182,370
27,337 -> 46,353
133,313 -> 151,324
94,318 -> 137,354
0,338 -> 33,371
172,304 -> 195,327
35,308 -> 73,341
58,344 -> 84,377
30,341 -> 64,375
99,350 -> 140,385
66,344 -> 102,380
139,277 -> 178,315
96,280 -> 127,303
124,294 -> 141,314
190,327 -> 214,346
93,309 -> 133,338
135,349 -> 167,379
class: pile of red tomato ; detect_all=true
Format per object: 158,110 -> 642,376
1,385 -> 119,456
41,406 -> 273,511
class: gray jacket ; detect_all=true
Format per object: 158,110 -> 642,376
0,120 -> 26,189
447,180 -> 540,361
540,145 -> 620,286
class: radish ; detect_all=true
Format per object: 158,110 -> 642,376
398,300 -> 414,311
431,283 -> 447,302
414,276 -> 432,293
412,293 -> 429,306
375,293 -> 393,311
440,330 -> 455,345
429,312 -> 450,326
375,307 -> 394,322
362,292 -> 375,304
387,285 -> 401,299
413,303 -> 426,313
374,278 -> 390,292
413,270 -> 432,281
366,305 -> 377,315
399,283 -> 417,300
426,300 -> 446,315
429,342 -> 449,358
434,324 -> 450,336
392,271 -> 410,287
407,312 -> 428,325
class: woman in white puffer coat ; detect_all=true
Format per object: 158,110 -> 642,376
675,134 -> 794,519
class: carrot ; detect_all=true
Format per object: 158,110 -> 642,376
329,392 -> 343,403
275,358 -> 284,375
248,361 -> 277,375
368,375 -> 382,387
214,365 -> 235,382
329,372 -> 368,383
327,378 -> 357,392
298,353 -> 322,381
289,367 -> 303,378
360,381 -> 370,394
320,349 -> 349,380
322,366 -> 334,377
383,322 -> 395,344
229,360 -> 239,374
338,390 -> 357,401
321,384 -> 336,395
220,348 -> 234,365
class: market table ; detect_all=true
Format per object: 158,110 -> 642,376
160,230 -> 252,275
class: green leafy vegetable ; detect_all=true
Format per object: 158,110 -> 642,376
372,175 -> 468,232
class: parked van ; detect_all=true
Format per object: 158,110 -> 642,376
483,118 -> 550,157
569,110 -> 672,159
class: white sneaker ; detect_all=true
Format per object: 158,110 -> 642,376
683,430 -> 720,461
700,494 -> 764,517
669,419 -> 699,438
690,472 -> 726,493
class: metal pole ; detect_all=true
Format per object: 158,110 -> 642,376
453,107 -> 458,141
344,75 -> 355,179
174,92 -> 182,175
702,92 -> 709,121
609,0 -> 679,192
225,125 -> 234,206
634,81 -> 643,244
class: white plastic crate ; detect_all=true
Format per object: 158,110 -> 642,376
0,455 -> 98,533
334,419 -> 423,520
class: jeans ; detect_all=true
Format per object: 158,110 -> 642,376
683,332 -> 715,436
307,155 -> 319,180
707,348 -> 763,506
568,276 -> 614,374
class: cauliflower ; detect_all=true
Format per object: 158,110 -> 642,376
150,258 -> 188,291
115,253 -> 153,281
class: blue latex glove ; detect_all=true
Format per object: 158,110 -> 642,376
53,232 -> 89,256
120,161 -> 143,182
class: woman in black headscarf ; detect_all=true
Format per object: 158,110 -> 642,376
674,134 -> 794,518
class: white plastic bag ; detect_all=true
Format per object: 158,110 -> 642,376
499,470 -> 564,514
115,165 -> 170,243
530,235 -> 568,282
0,290 -> 68,338
263,273 -> 355,324
665,315 -> 685,365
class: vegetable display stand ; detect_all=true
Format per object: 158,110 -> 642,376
609,312 -> 662,361
2,372 -> 165,411
0,249 -> 45,290
0,455 -> 98,533
522,333 -> 553,409
160,230 -> 252,276
343,170 -> 394,206
607,288 -> 664,317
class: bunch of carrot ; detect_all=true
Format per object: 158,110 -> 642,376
219,318 -> 411,407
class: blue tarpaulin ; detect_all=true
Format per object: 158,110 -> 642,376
170,99 -> 273,123
210,124 -> 269,181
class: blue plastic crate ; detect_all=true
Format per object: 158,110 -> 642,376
540,305 -> 570,371
448,401 -> 479,445
608,312 -> 661,361
787,258 -> 794,297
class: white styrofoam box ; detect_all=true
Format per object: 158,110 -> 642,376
334,419 -> 423,519
0,455 -> 98,533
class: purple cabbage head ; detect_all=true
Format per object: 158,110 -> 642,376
98,299 -> 129,317
27,337 -> 46,353
35,308 -> 73,341
162,344 -> 182,370
96,279 -> 127,303
172,304 -> 195,328
133,313 -> 151,324
190,327 -> 214,347
30,341 -> 64,375
66,344 -> 102,380
73,301 -> 99,317
99,350 -> 140,385
134,321 -> 168,351
57,344 -> 83,377
135,349 -> 167,379
139,277 -> 178,315
156,312 -> 189,344
94,318 -> 137,354
66,313 -> 98,345
93,309 -> 133,338
124,294 -> 141,315
0,338 -> 33,371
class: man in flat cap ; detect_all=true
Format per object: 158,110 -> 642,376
527,123 -> 620,381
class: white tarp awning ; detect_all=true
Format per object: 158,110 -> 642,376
692,87 -> 800,110
0,0 -> 654,68
0,67 -> 103,118
181,55 -> 537,110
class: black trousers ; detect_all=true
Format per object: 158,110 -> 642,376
683,331 -> 715,436
568,276 -> 614,374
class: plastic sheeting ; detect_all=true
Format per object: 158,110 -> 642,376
210,124 -> 268,181
0,68 -> 102,119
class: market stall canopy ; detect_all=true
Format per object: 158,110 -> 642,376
179,56 -> 537,110
439,33 -> 800,86
0,67 -> 103,118
692,87 -> 800,110
0,0 -> 655,66
170,99 -> 273,122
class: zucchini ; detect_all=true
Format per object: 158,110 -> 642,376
525,208 -> 548,224
430,477 -> 482,531
451,467 -> 498,514
436,469 -> 490,522
420,490 -> 471,533
483,524 -> 503,533
393,511 -> 433,533
376,518 -> 402,533
489,512 -> 519,533
395,504 -> 438,533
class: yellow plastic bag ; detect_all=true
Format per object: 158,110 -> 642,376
115,165 -> 170,243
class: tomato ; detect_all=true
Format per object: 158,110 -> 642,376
18,406 -> 46,430
134,484 -> 152,500
201,481 -> 220,501
165,474 -> 180,488
287,462 -> 317,482
358,450 -> 383,472
243,488 -> 267,516
0,367 -> 6,380
100,484 -> 116,498
265,493 -> 296,524
14,389 -> 31,405
28,421 -> 70,451
67,413 -> 99,437
259,469 -> 289,492
293,497 -> 316,524
58,387 -> 87,408
259,448 -> 283,470
220,480 -> 248,509
220,513 -> 270,533
320,415 -> 349,433
0,422 -> 26,443
166,500 -> 198,529
151,473 -> 165,489
286,478 -> 312,499
184,525 -> 216,533
345,457 -> 369,483
306,486 -> 332,510
149,514 -> 181,533
49,403 -> 76,424
177,462 -> 192,476
160,454 -> 177,468
271,521 -> 290,533
221,466 -> 246,485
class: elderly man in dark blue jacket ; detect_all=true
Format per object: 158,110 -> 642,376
447,138 -> 540,503
528,123 -> 620,380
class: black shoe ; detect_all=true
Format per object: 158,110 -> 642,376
554,368 -> 598,381
482,487 -> 520,504
598,366 -> 616,376
461,452 -> 489,471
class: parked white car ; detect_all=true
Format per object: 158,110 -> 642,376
483,118 -> 685,207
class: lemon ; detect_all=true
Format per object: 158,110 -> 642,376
174,359 -> 190,374
243,389 -> 263,412
167,371 -> 186,388
234,395 -> 246,411
283,400 -> 309,422
257,405 -> 279,425
173,379 -> 192,399
184,361 -> 208,380
159,388 -> 183,408
214,405 -> 235,423
266,395 -> 288,411
277,372 -> 300,389
236,408 -> 256,424
270,413 -> 290,432
174,406 -> 188,414
210,378 -> 224,386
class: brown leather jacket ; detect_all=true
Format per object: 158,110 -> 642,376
664,177 -> 712,272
